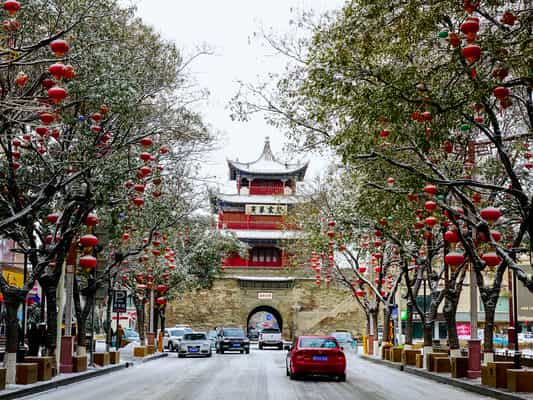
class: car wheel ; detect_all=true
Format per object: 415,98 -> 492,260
240,350 -> 244,354
278,344 -> 283,350
169,342 -> 174,352
207,351 -> 212,357
337,374 -> 346,382
288,361 -> 298,380
245,349 -> 250,354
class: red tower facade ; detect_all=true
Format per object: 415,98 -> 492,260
212,137 -> 308,269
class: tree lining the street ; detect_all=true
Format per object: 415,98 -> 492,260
232,0 -> 533,354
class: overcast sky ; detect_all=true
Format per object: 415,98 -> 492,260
132,0 -> 345,190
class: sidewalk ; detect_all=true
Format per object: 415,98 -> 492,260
360,354 -> 533,400
0,351 -> 168,400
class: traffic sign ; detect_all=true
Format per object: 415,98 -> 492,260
113,290 -> 127,313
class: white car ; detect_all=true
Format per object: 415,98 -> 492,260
178,332 -> 212,358
258,328 -> 283,350
163,327 -> 192,351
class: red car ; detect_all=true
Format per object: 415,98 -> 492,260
285,335 -> 346,381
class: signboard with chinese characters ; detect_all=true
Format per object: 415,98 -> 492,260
257,292 -> 273,300
245,204 -> 287,216
113,290 -> 128,313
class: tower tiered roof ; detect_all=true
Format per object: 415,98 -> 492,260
227,137 -> 308,180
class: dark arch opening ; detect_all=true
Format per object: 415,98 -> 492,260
246,305 -> 283,335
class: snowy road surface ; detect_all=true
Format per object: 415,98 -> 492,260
19,349 -> 493,400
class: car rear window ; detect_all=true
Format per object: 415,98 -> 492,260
261,328 -> 280,334
223,328 -> 245,337
170,329 -> 185,337
299,337 -> 339,349
184,333 -> 206,340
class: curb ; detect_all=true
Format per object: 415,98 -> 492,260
0,363 -> 131,400
359,355 -> 529,400
140,352 -> 168,363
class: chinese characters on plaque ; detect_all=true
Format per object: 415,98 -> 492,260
245,204 -> 288,216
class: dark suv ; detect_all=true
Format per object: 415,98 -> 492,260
216,327 -> 250,354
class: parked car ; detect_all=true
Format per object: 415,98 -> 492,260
258,328 -> 283,350
121,328 -> 140,347
329,331 -> 355,350
207,330 -> 218,349
286,336 -> 346,381
178,332 -> 212,358
163,327 -> 192,351
216,327 -> 250,354
247,327 -> 260,340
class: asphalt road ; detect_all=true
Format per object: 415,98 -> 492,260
19,348 -> 493,400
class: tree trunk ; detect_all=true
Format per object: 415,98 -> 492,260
443,292 -> 460,350
483,305 -> 496,354
383,306 -> 392,344
153,305 -> 159,334
4,291 -> 25,384
405,301 -> 413,345
105,287 -> 113,352
134,297 -> 145,346
423,322 -> 433,347
42,285 -> 58,357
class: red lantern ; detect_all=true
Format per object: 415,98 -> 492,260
373,240 -> 382,248
444,252 -> 465,268
50,39 -> 70,57
39,112 -> 54,125
80,234 -> 99,247
157,284 -> 168,293
356,289 -> 365,297
140,152 -> 152,162
156,297 -> 167,305
139,166 -> 152,177
122,233 -> 129,241
423,184 -> 438,197
379,129 -> 390,139
493,86 -> 510,100
15,71 -> 28,87
84,214 -> 99,226
47,213 -> 59,224
358,266 -> 367,274
472,192 -> 481,204
152,249 -> 160,256
421,111 -> 432,122
3,0 -> 20,16
42,78 -> 55,89
460,17 -> 479,43
424,200 -> 437,213
63,65 -> 76,80
462,45 -> 481,65
136,284 -> 146,291
79,255 -> 97,271
159,146 -> 169,154
48,86 -> 68,104
134,184 -> 145,193
168,264 -> 176,270
444,230 -> 460,244
425,216 -> 438,227
140,137 -> 153,147
386,177 -> 395,186
326,230 -> 335,238
49,63 -> 65,80
481,252 -> 501,267
35,126 -> 48,137
133,197 -> 144,207
500,11 -> 517,26
480,207 -> 501,224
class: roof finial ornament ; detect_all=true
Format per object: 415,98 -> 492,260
262,136 -> 274,161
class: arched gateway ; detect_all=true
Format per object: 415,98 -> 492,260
247,305 -> 283,333
166,139 -> 366,338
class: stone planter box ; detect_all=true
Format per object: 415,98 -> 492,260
109,351 -> 120,365
382,343 -> 393,360
391,347 -> 403,363
507,369 -> 533,392
416,354 -> 424,368
451,356 -> 468,378
25,356 -> 54,381
402,349 -> 420,366
484,361 -> 515,388
93,352 -> 110,367
16,363 -> 38,385
434,357 -> 451,373
146,345 -> 155,355
428,353 -> 449,372
0,368 -> 6,390
134,346 -> 147,358
73,355 -> 88,372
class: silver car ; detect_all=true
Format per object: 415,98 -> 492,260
178,332 -> 212,358
164,327 -> 192,352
